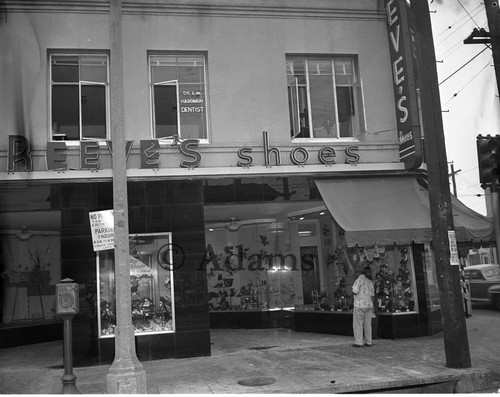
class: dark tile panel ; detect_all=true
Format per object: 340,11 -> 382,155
128,206 -> 147,233
60,183 -> 95,208
174,329 -> 211,358
0,322 -> 62,348
174,304 -> 210,331
170,180 -> 203,205
150,333 -> 176,360
128,182 -> 145,207
145,205 -> 171,233
171,204 -> 204,232
144,181 -> 170,206
95,183 -> 113,208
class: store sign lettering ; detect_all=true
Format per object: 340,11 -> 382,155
6,132 -> 360,172
385,0 -> 422,170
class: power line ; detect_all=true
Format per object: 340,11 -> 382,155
443,58 -> 493,105
435,5 -> 484,47
439,46 -> 490,85
438,20 -> 488,60
456,0 -> 481,28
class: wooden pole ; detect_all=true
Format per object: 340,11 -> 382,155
106,0 -> 147,393
485,0 -> 500,100
411,0 -> 471,368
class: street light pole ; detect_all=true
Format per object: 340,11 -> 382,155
106,0 -> 147,393
411,0 -> 471,368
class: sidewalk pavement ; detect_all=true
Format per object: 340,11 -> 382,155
1,310 -> 500,394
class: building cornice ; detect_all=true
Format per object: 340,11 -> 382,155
1,0 -> 385,20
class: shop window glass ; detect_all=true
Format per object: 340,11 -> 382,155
331,244 -> 419,313
286,56 -> 366,140
150,54 -> 208,140
50,54 -> 109,141
97,233 -> 175,337
1,183 -> 61,326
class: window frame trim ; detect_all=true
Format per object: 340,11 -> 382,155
287,55 -> 363,143
148,53 -> 210,144
49,52 -> 110,143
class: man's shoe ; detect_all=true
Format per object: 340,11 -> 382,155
364,343 -> 372,347
352,344 -> 363,348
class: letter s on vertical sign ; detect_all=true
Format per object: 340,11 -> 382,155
179,139 -> 201,168
345,145 -> 360,164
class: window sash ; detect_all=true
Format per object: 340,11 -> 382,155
287,57 -> 363,140
150,55 -> 208,140
50,54 -> 109,141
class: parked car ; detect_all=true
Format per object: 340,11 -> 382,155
463,264 -> 500,305
488,285 -> 500,310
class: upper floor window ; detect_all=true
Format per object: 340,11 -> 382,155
286,56 -> 365,140
150,54 -> 208,140
50,54 -> 109,141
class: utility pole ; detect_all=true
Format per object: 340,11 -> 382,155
106,0 -> 147,393
411,1 -> 471,368
448,162 -> 461,196
483,0 -> 500,267
485,0 -> 500,99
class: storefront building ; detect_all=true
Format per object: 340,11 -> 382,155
0,0 -> 495,365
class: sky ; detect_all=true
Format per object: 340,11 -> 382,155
430,0 -> 500,216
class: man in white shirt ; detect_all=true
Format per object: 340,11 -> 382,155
351,267 -> 375,347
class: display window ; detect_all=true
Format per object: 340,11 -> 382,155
97,232 -> 175,337
329,243 -> 419,313
205,220 -> 299,311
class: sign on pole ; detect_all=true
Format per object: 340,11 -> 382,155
89,210 -> 115,251
448,230 -> 460,266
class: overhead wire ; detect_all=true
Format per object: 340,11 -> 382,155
435,5 -> 484,48
443,58 -> 493,105
438,46 -> 490,85
438,20 -> 488,60
435,3 -> 483,38
456,0 -> 481,28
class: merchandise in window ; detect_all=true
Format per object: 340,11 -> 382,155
150,55 -> 208,140
50,54 -> 109,141
97,233 -> 175,337
329,244 -> 419,313
286,57 -> 366,139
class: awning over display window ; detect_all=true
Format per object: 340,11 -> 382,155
315,177 -> 494,247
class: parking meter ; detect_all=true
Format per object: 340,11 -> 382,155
56,278 -> 79,315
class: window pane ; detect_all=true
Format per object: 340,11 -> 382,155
152,64 -> 177,83
177,57 -> 205,83
307,60 -> 332,75
52,56 -> 79,82
337,86 -> 354,137
309,75 -> 336,138
82,85 -> 106,139
334,60 -> 355,85
179,83 -> 206,139
52,85 -> 80,140
290,59 -> 305,75
80,56 -> 108,83
154,85 -> 178,138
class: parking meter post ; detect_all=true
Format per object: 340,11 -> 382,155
61,315 -> 79,394
56,278 -> 80,394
